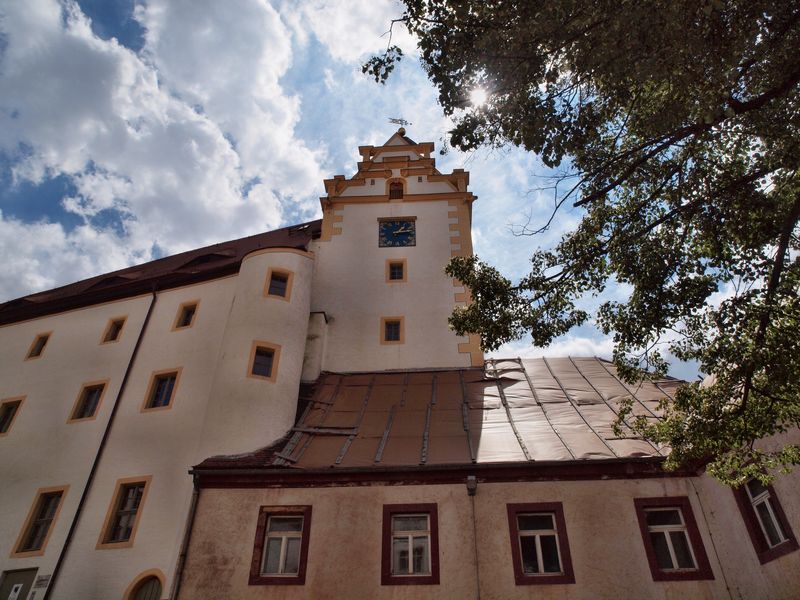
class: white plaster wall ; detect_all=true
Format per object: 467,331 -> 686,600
196,249 -> 313,459
312,199 -> 471,372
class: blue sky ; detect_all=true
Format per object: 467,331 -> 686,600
0,0 -> 698,379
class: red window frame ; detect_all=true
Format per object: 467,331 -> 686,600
633,496 -> 714,581
506,502 -> 575,585
733,482 -> 798,564
249,506 -> 312,585
381,503 -> 440,585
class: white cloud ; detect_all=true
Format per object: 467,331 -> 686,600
493,335 -> 615,361
0,0 -> 328,301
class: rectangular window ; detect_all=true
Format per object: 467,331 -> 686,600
26,333 -> 50,359
0,397 -> 23,435
386,259 -> 407,283
381,317 -> 404,344
143,370 -> 180,410
733,479 -> 798,564
382,504 -> 439,585
69,382 -> 107,421
248,342 -> 281,382
13,486 -> 68,557
507,503 -> 575,585
250,506 -> 312,585
264,269 -> 293,301
172,302 -> 198,330
634,497 -> 713,581
102,317 -> 126,343
98,477 -> 151,548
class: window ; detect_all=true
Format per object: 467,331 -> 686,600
172,301 -> 198,330
69,381 -> 107,421
264,269 -> 293,301
389,181 -> 404,199
249,506 -> 312,585
25,333 -> 50,359
733,479 -> 798,564
381,504 -> 439,585
142,369 -> 181,411
507,503 -> 575,585
0,397 -> 23,435
417,176 -> 423,182
248,342 -> 281,382
127,576 -> 162,600
381,317 -> 404,345
102,317 -> 126,343
98,477 -> 151,548
370,179 -> 375,185
634,497 -> 713,581
12,486 -> 68,557
386,259 -> 407,283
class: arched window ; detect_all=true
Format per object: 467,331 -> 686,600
131,576 -> 161,600
389,181 -> 404,199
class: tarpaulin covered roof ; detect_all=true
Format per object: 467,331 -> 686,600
198,357 -> 682,471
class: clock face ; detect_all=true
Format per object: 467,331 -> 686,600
379,219 -> 416,247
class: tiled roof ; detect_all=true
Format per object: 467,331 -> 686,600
196,357 -> 682,471
0,220 -> 321,325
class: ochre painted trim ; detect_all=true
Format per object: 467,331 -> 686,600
247,340 -> 282,383
171,300 -> 200,331
122,569 -> 166,600
96,475 -> 153,549
243,247 -> 314,261
67,379 -> 111,423
24,331 -> 52,361
320,205 -> 344,242
326,192 -> 473,205
448,200 -> 483,366
0,395 -> 25,437
380,316 -> 405,345
385,259 -> 408,283
11,485 -> 70,558
100,315 -> 128,344
264,268 -> 295,303
140,367 -> 183,412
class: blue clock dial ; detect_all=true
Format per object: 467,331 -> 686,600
378,219 -> 416,247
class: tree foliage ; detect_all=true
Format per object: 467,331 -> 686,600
367,0 -> 800,484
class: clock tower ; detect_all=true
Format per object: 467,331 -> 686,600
310,128 -> 482,372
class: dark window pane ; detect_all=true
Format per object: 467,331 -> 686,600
75,385 -> 104,419
385,321 -> 401,341
412,535 -> 430,574
252,348 -> 275,377
150,374 -> 176,407
28,335 -> 49,358
389,263 -> 404,280
669,531 -> 696,569
177,305 -> 196,327
650,532 -> 674,569
389,182 -> 403,199
105,319 -> 124,342
756,500 -> 785,547
263,538 -> 282,574
0,401 -> 20,433
392,537 -> 409,574
540,535 -> 562,573
520,536 -> 539,573
268,516 -> 303,532
746,478 -> 768,499
646,509 -> 681,526
268,273 -> 289,297
284,537 -> 301,574
393,515 -> 427,532
518,514 -> 554,531
21,492 -> 62,551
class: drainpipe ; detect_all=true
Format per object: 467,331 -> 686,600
466,475 -> 481,600
43,288 -> 158,600
170,473 -> 201,600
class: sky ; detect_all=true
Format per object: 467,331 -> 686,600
0,0 -> 698,379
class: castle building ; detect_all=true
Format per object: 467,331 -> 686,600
0,131 -> 798,600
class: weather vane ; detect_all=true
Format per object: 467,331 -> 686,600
388,117 -> 412,126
